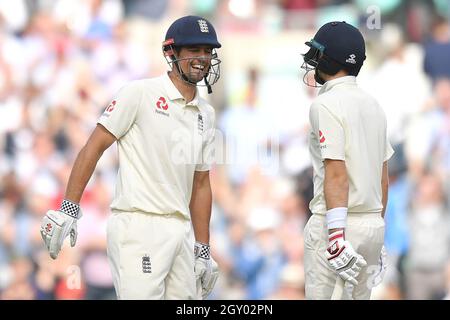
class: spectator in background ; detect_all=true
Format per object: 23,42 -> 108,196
90,21 -> 151,92
405,77 -> 450,183
404,172 -> 450,300
424,16 -> 450,82
280,0 -> 316,11
122,0 -> 169,21
32,250 -> 57,299
268,264 -> 305,299
378,144 -> 411,300
231,206 -> 285,299
0,256 -> 35,299
444,262 -> 450,300
77,173 -> 116,300
83,0 -> 114,42
219,68 -> 273,187
295,166 -> 314,219
363,23 -> 430,145
430,78 -> 450,192
3,0 -> 450,301
384,144 -> 410,257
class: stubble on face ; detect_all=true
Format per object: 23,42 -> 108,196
177,46 -> 212,83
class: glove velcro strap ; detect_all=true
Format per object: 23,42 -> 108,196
327,230 -> 345,259
328,230 -> 344,242
195,242 -> 210,259
60,199 -> 81,219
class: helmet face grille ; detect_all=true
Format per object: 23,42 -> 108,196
301,40 -> 323,74
301,44 -> 322,88
163,44 -> 221,88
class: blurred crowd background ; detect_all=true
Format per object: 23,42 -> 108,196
1,0 -> 450,300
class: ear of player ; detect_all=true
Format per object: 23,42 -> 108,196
325,229 -> 367,286
194,241 -> 219,299
40,199 -> 82,260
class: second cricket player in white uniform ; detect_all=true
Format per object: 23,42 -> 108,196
40,16 -> 221,300
301,21 -> 394,299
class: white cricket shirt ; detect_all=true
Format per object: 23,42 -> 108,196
308,76 -> 394,215
98,72 -> 215,219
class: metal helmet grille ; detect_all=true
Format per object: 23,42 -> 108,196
163,42 -> 221,90
301,40 -> 324,88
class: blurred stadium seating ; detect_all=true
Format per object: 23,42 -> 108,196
1,0 -> 450,300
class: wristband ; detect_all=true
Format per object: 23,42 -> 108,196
60,199 -> 81,219
195,242 -> 210,259
326,207 -> 347,229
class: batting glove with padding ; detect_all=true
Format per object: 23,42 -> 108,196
325,230 -> 367,286
194,241 -> 219,299
40,199 -> 82,260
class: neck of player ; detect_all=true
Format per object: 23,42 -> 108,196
320,69 -> 349,83
169,70 -> 197,103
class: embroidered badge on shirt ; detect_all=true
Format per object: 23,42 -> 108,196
198,113 -> 204,133
142,255 -> 152,273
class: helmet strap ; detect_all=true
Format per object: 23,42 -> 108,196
172,59 -> 197,85
164,44 -> 220,92
204,76 -> 212,94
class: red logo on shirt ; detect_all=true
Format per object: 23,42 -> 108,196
319,130 -> 326,143
105,100 -> 116,113
156,97 -> 168,110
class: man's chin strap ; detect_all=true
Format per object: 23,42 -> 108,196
173,60 -> 196,85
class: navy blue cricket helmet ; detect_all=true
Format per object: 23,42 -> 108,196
164,15 -> 221,49
302,21 -> 366,85
162,16 -> 221,93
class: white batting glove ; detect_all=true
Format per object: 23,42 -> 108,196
40,200 -> 82,260
325,230 -> 367,286
194,241 -> 219,299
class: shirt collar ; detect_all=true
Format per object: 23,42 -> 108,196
319,76 -> 357,95
162,72 -> 200,107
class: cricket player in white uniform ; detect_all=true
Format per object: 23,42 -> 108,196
40,16 -> 221,300
301,21 -> 394,299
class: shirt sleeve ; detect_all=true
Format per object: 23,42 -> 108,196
97,82 -> 142,140
195,108 -> 216,172
309,102 -> 345,161
384,140 -> 395,162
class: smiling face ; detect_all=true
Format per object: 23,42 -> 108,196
175,45 -> 213,84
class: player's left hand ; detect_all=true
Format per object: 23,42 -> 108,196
194,241 -> 219,299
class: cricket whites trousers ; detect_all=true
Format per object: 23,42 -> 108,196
304,213 -> 385,300
106,210 -> 197,299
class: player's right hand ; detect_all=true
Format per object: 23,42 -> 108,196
325,229 -> 367,286
40,200 -> 82,260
